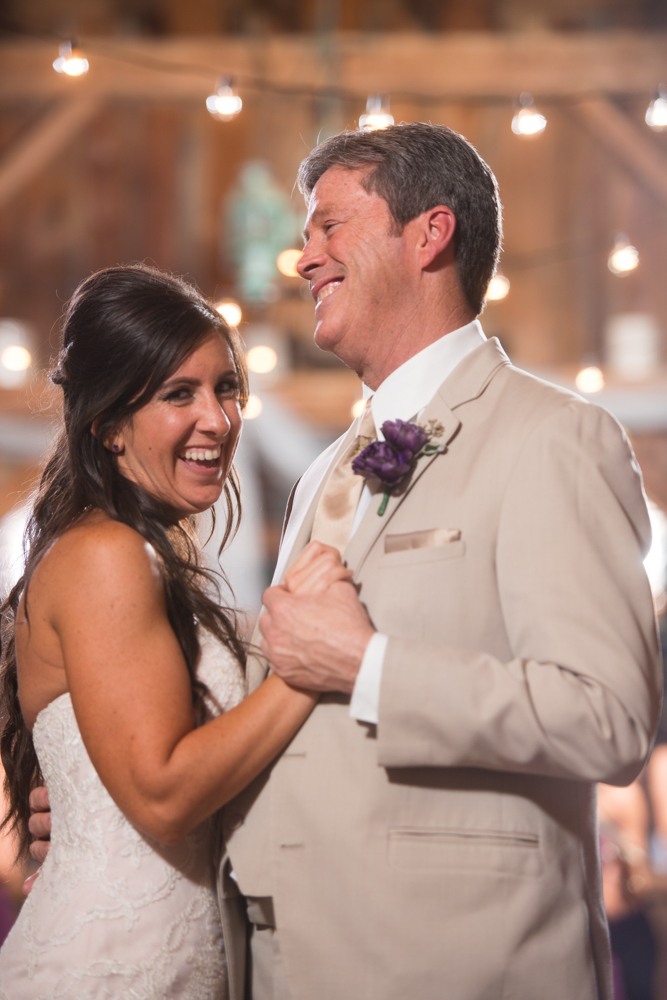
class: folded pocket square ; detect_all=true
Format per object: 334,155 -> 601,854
384,527 -> 462,553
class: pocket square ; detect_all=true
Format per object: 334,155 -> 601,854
384,527 -> 461,553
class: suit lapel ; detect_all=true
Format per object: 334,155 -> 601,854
344,338 -> 510,577
272,422 -> 357,585
246,422 -> 359,693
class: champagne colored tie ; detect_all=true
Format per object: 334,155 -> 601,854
310,404 -> 376,555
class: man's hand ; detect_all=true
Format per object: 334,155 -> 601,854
23,785 -> 51,895
28,786 -> 50,857
260,543 -> 375,694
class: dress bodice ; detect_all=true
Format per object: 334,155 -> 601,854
0,628 -> 245,1000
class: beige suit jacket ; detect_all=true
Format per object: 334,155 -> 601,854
219,338 -> 661,1000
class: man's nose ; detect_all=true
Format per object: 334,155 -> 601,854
297,242 -> 326,280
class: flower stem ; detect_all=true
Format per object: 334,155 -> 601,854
378,492 -> 390,516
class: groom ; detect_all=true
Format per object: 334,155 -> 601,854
219,123 -> 661,1000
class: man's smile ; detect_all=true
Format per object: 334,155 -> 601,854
312,277 -> 344,305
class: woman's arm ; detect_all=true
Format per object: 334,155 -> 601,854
43,520 -> 316,845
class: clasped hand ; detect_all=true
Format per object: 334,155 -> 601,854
259,541 -> 376,695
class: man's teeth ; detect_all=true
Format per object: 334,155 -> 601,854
317,280 -> 342,303
181,447 -> 221,462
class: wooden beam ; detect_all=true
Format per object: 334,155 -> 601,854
0,96 -> 101,208
0,34 -> 666,103
570,97 -> 667,208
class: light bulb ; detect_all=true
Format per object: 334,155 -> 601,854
206,77 -> 242,122
247,346 -> 278,374
276,249 -> 302,277
1,345 -> 31,372
511,93 -> 546,136
486,274 -> 510,301
214,299 -> 242,327
53,41 -> 89,77
575,366 -> 605,393
608,236 -> 639,275
244,395 -> 263,419
351,398 -> 366,419
646,89 -> 667,131
360,95 -> 394,131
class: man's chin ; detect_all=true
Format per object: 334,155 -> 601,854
313,322 -> 341,357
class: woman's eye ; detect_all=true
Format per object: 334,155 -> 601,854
216,380 -> 239,397
163,388 -> 192,402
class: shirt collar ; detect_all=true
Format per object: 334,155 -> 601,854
363,320 -> 486,437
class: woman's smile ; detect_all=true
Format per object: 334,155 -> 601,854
117,332 -> 243,515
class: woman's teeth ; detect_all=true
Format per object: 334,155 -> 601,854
317,280 -> 342,303
181,447 -> 220,462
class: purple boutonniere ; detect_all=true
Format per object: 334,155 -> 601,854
352,418 -> 446,515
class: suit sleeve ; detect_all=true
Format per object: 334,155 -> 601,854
377,399 -> 662,785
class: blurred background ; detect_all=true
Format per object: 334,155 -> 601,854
1,1 -> 667,996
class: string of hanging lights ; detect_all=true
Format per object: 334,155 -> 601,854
38,33 -> 661,315
37,33 -> 667,151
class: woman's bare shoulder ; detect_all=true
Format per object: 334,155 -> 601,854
37,514 -> 163,608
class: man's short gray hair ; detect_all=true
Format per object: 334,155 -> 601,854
297,122 -> 502,315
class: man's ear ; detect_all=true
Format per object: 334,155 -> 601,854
416,205 -> 457,270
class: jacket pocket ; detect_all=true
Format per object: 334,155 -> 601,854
388,826 -> 542,877
380,539 -> 466,567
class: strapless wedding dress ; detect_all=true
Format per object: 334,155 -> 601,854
0,629 -> 245,999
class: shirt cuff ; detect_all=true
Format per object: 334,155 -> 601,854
349,632 -> 388,724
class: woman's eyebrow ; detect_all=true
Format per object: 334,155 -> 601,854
162,376 -> 200,388
162,369 -> 238,388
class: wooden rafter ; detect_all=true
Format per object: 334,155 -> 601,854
0,34 -> 665,103
570,97 -> 667,208
0,96 -> 101,209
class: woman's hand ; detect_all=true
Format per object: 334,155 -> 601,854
284,541 -> 354,596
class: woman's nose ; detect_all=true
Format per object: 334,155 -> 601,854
198,394 -> 232,438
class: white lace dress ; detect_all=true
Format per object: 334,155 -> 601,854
0,629 -> 245,1000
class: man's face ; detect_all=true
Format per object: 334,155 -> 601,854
298,166 -> 414,373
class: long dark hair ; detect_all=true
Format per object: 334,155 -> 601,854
0,264 -> 249,858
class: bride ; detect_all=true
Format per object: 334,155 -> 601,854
0,265 -> 348,998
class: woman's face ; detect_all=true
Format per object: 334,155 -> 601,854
115,331 -> 243,516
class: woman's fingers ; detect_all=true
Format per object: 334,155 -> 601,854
286,558 -> 353,595
286,541 -> 340,578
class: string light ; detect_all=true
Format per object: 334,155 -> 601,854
646,87 -> 667,131
206,77 -> 242,121
53,41 -> 89,77
247,346 -> 278,374
608,234 -> 639,275
351,399 -> 366,419
575,366 -> 605,393
511,93 -> 547,136
243,395 -> 263,419
1,345 -> 31,372
360,95 -> 394,131
276,249 -> 302,277
214,299 -> 242,327
486,273 -> 510,301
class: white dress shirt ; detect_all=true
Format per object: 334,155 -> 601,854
349,319 -> 487,724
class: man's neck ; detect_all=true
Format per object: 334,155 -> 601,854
358,299 -> 476,392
